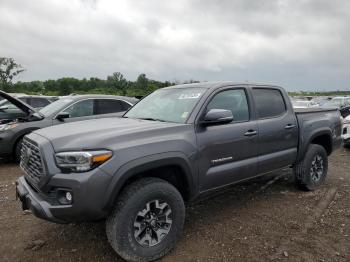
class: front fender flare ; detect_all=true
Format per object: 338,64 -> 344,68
103,152 -> 196,211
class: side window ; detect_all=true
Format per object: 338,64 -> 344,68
95,99 -> 131,115
63,99 -> 94,118
30,98 -> 51,108
206,89 -> 249,122
252,89 -> 286,119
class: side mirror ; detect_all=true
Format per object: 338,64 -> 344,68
201,109 -> 233,125
0,105 -> 9,111
56,112 -> 70,121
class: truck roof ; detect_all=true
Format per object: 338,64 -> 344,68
163,81 -> 282,90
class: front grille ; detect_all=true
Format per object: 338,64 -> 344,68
343,127 -> 347,135
20,137 -> 45,185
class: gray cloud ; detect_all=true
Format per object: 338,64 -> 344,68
0,0 -> 349,90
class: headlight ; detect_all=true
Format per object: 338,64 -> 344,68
55,150 -> 112,172
343,117 -> 350,124
0,123 -> 18,131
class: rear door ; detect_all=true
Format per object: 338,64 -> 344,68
196,87 -> 258,191
251,87 -> 298,174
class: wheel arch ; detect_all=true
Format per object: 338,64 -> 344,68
103,152 -> 197,211
310,133 -> 332,155
298,128 -> 333,163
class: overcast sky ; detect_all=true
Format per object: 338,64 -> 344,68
1,0 -> 350,91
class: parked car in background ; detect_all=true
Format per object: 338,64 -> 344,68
312,96 -> 332,107
19,95 -> 59,108
292,100 -> 319,108
0,91 -> 138,161
0,93 -> 58,121
322,96 -> 350,118
342,115 -> 350,147
291,96 -> 316,101
15,82 -> 342,261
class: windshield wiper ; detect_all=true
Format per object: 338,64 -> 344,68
138,117 -> 167,122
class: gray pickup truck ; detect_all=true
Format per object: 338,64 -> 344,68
16,82 -> 342,262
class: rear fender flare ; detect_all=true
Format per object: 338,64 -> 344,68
297,128 -> 332,162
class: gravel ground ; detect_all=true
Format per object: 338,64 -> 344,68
0,148 -> 349,262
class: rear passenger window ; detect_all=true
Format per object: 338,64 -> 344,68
95,99 -> 131,115
252,89 -> 286,118
206,89 -> 249,122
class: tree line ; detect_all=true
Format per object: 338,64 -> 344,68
0,57 -> 200,97
1,57 -> 349,97
7,73 -> 180,97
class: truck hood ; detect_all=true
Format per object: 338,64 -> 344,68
33,117 -> 189,151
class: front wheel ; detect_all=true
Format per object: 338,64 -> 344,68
106,177 -> 185,262
293,144 -> 328,191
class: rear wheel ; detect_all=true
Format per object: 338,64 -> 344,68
293,144 -> 328,191
106,177 -> 185,262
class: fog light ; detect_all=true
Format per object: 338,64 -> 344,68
66,192 -> 72,202
57,189 -> 73,205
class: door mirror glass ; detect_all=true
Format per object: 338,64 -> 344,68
201,109 -> 233,125
56,112 -> 70,121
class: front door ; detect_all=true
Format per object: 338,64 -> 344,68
196,88 -> 258,192
52,99 -> 97,125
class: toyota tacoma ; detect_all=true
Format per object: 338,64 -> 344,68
16,82 -> 342,261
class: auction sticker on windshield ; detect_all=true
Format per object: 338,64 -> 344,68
178,93 -> 202,99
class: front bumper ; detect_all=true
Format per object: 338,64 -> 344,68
16,167 -> 113,223
16,176 -> 65,223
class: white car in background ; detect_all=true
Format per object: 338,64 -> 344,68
292,100 -> 319,109
342,115 -> 350,147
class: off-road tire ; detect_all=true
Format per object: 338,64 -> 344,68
106,177 -> 185,262
14,138 -> 23,163
293,144 -> 328,191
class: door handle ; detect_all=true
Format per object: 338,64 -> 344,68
244,130 -> 258,137
285,124 -> 296,130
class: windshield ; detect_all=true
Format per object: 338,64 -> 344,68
39,98 -> 74,116
125,87 -> 207,123
323,99 -> 343,108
